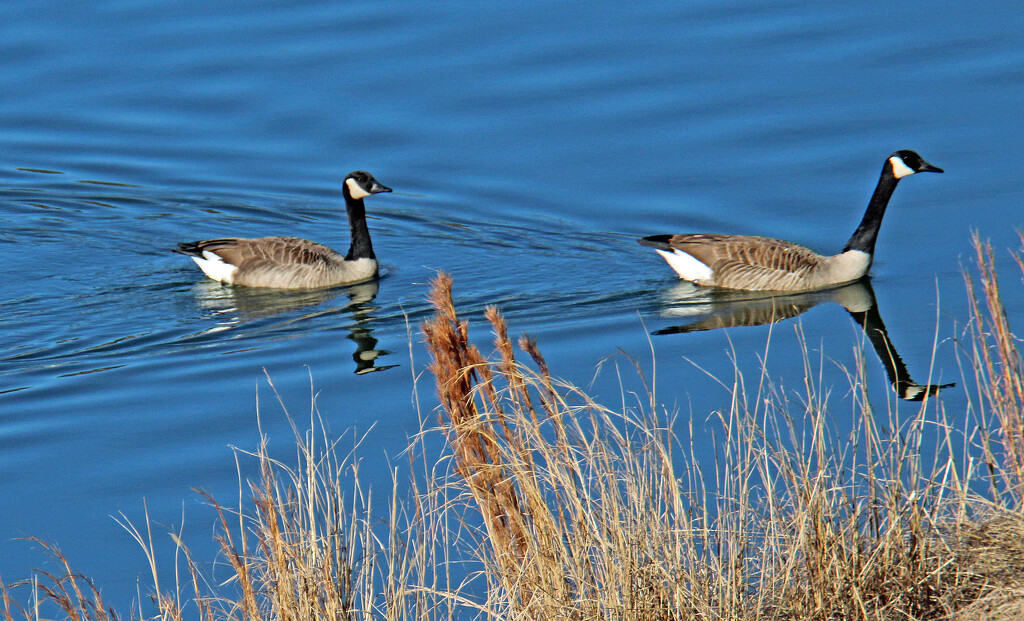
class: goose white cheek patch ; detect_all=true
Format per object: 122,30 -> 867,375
889,156 -> 916,179
655,248 -> 714,282
346,178 -> 371,199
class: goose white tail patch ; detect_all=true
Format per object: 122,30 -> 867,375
191,250 -> 238,284
900,385 -> 927,401
346,177 -> 371,199
654,248 -> 714,283
889,156 -> 916,179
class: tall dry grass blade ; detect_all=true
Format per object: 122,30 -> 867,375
2,540 -> 120,621
965,233 -> 1024,501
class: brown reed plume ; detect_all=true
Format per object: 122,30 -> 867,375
420,273 -> 573,613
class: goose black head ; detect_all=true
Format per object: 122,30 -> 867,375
344,171 -> 392,200
888,150 -> 944,179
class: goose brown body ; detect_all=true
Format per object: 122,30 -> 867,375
642,234 -> 870,291
176,236 -> 377,288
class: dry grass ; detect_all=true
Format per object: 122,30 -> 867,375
3,236 -> 1024,621
3,397 -> 456,621
422,272 -> 693,619
963,232 -> 1024,502
418,247 -> 1024,620
1,539 -> 120,621
139,400 -> 461,621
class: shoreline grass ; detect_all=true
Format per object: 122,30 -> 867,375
4,234 -> 1024,620
418,265 -> 1021,620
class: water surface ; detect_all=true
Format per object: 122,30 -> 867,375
2,0 -> 1023,610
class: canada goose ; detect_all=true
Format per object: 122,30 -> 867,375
176,171 -> 391,289
639,150 -> 943,291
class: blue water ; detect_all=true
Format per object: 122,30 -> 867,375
2,0 -> 1023,611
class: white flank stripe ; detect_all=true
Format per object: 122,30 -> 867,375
192,251 -> 238,284
654,248 -> 714,283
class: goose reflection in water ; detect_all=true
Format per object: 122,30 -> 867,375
190,280 -> 397,375
653,279 -> 953,401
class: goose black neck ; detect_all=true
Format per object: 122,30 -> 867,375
842,169 -> 900,255
345,195 -> 375,260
